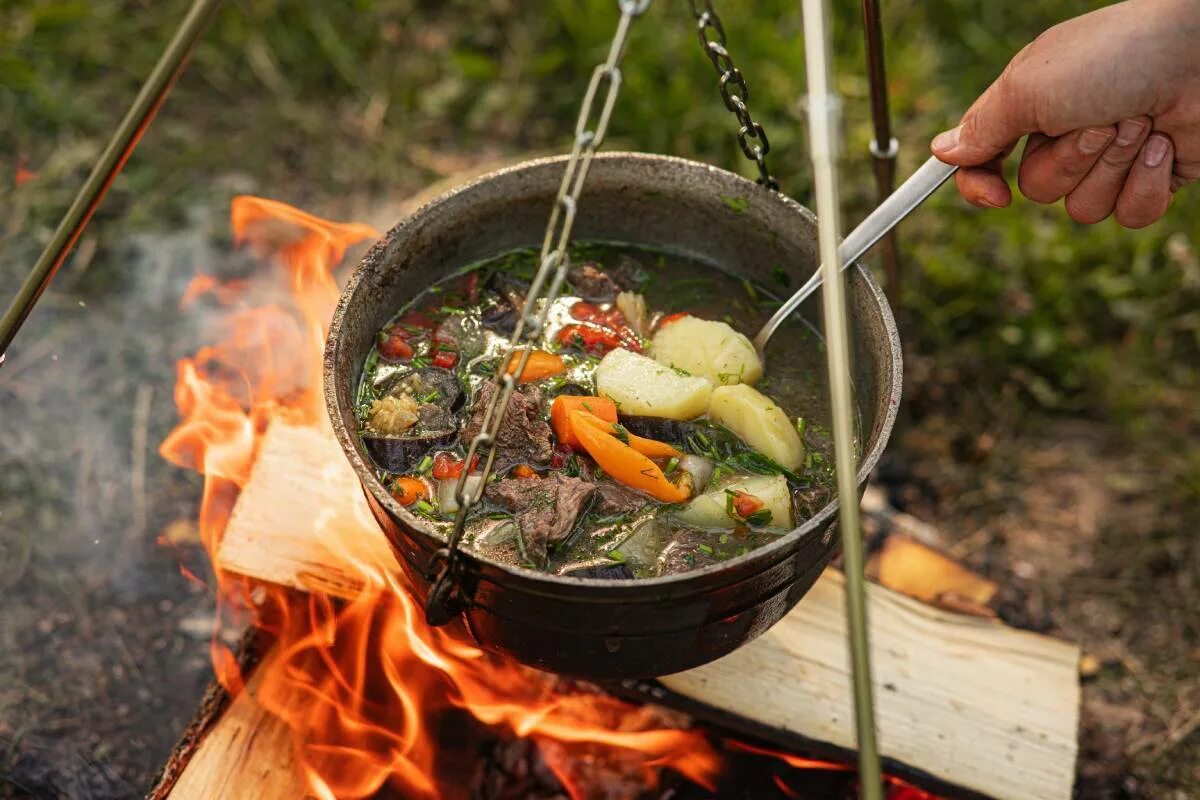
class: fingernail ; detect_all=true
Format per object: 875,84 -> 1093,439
1078,127 -> 1113,154
1143,134 -> 1170,167
1115,118 -> 1146,147
932,126 -> 961,152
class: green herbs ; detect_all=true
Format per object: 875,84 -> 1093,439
727,451 -> 803,484
416,454 -> 434,475
720,194 -> 749,214
716,363 -> 746,385
684,421 -> 803,484
664,456 -> 680,475
742,508 -> 772,526
697,543 -> 714,556
606,549 -> 627,563
772,265 -> 791,288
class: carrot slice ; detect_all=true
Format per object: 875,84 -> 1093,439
504,349 -> 566,383
568,412 -> 690,503
571,410 -> 682,459
392,476 -> 429,507
551,395 -> 618,448
512,464 -> 537,479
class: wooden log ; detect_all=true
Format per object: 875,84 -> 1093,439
189,421 -> 1079,800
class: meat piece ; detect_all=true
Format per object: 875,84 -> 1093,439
567,263 -> 622,302
488,475 -> 596,566
593,481 -> 651,516
609,256 -> 646,291
657,530 -> 721,576
465,382 -> 553,465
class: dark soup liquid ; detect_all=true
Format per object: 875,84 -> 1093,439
357,243 -> 837,579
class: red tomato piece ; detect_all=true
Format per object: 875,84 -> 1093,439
379,331 -> 413,361
431,452 -> 463,480
556,324 -> 642,355
432,350 -> 458,369
570,301 -> 604,323
730,491 -> 765,519
397,310 -> 437,330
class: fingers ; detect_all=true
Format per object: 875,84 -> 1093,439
1064,117 -> 1151,223
931,54 -> 1039,167
1017,126 -> 1114,203
1114,133 -> 1175,228
955,159 -> 1013,208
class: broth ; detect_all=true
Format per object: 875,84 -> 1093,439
356,242 -> 840,579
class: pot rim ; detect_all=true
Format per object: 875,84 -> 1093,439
324,151 -> 903,593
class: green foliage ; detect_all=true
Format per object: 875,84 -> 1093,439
1,0 -> 1197,426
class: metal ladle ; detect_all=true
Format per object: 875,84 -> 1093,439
752,155 -> 958,354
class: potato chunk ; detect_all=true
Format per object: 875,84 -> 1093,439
674,474 -> 794,530
594,347 -> 712,419
707,384 -> 805,470
650,316 -> 762,386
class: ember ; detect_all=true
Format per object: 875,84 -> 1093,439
157,196 -> 940,799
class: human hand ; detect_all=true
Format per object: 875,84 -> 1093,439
930,0 -> 1200,228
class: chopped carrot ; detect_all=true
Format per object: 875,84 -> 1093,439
504,349 -> 566,383
551,395 -> 618,448
571,410 -> 682,459
568,412 -> 690,503
512,464 -> 537,479
391,476 -> 429,507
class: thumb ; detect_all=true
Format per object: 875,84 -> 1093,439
931,70 -> 1038,167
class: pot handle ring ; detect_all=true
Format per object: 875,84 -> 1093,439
425,547 -> 469,626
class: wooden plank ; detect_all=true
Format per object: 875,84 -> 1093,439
212,421 -> 1080,800
164,646 -> 306,800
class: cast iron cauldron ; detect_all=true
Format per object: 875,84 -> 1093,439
324,153 -> 901,679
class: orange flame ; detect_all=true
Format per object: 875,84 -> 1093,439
160,196 -> 725,798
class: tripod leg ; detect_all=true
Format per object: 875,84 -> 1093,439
861,0 -> 901,309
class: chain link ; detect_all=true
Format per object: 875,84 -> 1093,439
689,1 -> 779,191
425,0 -> 650,625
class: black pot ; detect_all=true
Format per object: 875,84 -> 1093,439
324,153 -> 902,679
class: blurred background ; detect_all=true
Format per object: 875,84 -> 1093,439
0,0 -> 1196,797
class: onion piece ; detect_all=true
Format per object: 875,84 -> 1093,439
677,453 -> 714,493
438,474 -> 483,515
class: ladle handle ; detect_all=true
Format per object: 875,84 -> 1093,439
753,156 -> 958,352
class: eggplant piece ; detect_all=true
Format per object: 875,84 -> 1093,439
560,560 -> 635,580
550,382 -> 591,399
363,428 -> 457,473
480,275 -> 527,335
619,415 -> 700,446
567,263 -> 621,302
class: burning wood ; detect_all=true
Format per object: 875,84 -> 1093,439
152,196 -> 1079,800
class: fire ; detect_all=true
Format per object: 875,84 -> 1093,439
159,196 -> 725,798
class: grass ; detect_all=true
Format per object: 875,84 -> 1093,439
1,0 -> 1197,794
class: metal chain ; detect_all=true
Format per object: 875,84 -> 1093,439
688,0 -> 779,191
425,0 -> 652,626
